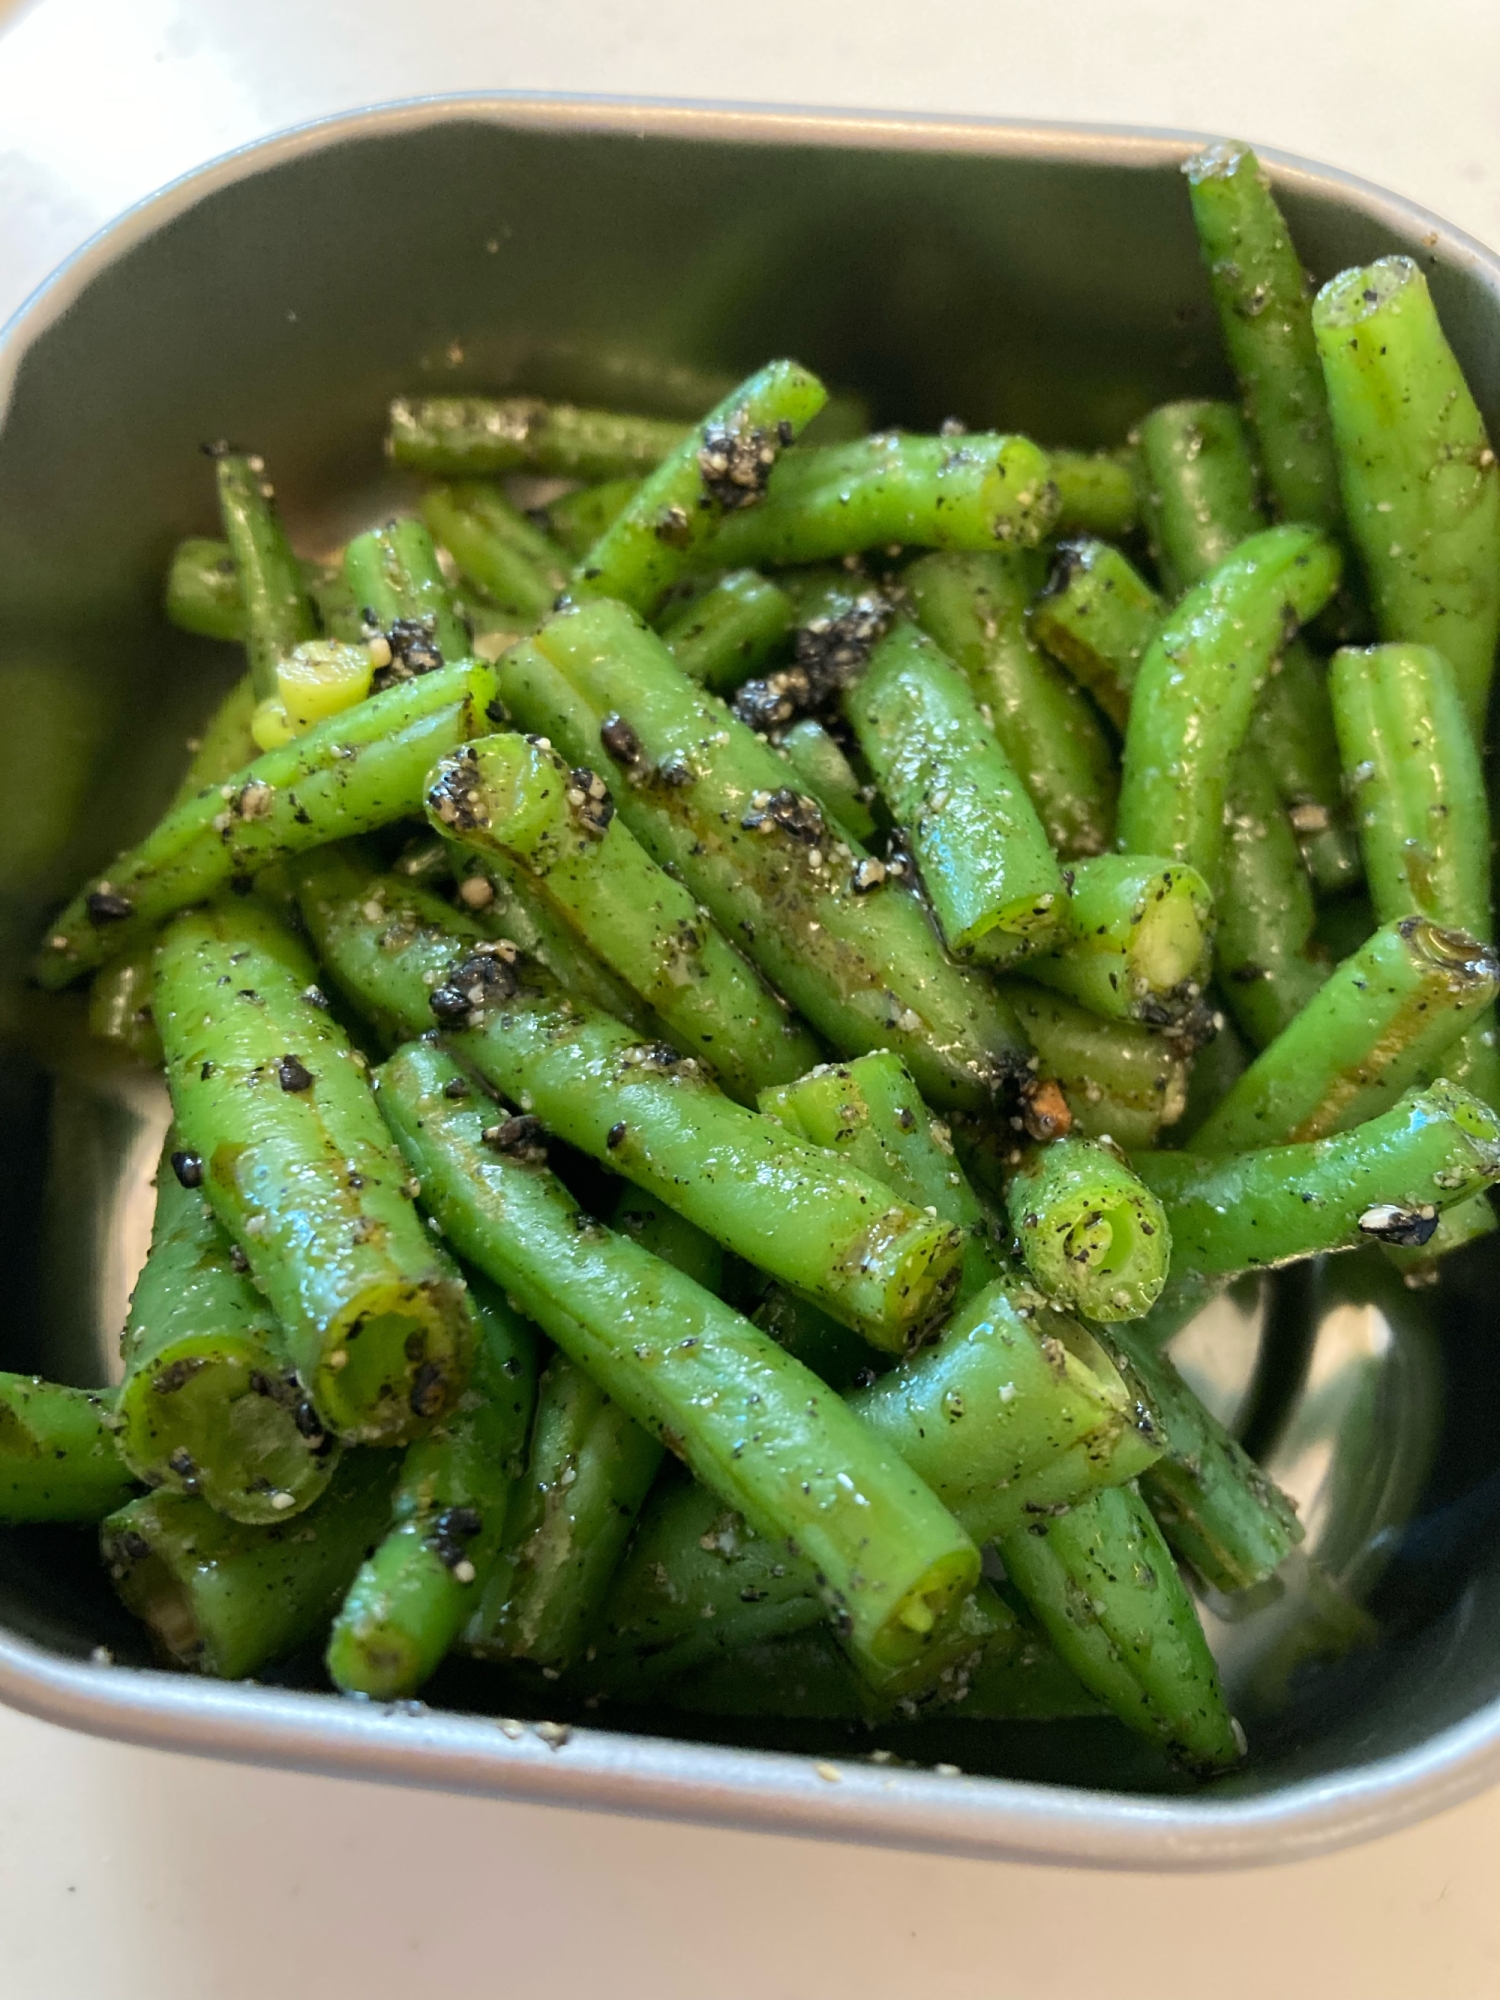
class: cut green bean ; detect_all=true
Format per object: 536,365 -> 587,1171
102,1452 -> 397,1678
994,984 -> 1191,1150
1117,524 -> 1342,886
343,518 -> 470,667
904,550 -> 1118,858
425,731 -> 820,1104
34,656 -> 502,988
1314,257 -> 1500,733
119,1140 -> 340,1522
325,1278 -> 537,1698
1030,538 -> 1163,730
1184,144 -> 1342,532
1004,1137 -> 1170,1322
499,602 -> 1031,1109
571,361 -> 827,613
298,849 -> 963,1350
388,396 -> 692,481
1190,915 -> 1499,1153
419,481 -> 568,626
1026,854 -> 1213,1027
1246,642 -> 1364,895
775,720 -> 878,845
1049,448 -> 1139,538
844,620 -> 1066,962
376,1039 -> 980,1683
996,1484 -> 1241,1770
1217,752 -> 1329,1047
657,570 -> 794,690
1137,1081 -> 1500,1272
0,1375 -> 135,1523
703,434 -> 1060,574
546,478 -> 639,557
169,677 -> 260,808
214,450 -> 318,699
88,940 -> 162,1064
155,897 -> 476,1444
165,537 -> 246,643
1135,400 -> 1264,599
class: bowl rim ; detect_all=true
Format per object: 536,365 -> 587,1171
4,88 -> 1500,1871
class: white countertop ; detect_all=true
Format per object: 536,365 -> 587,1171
4,2 -> 1500,1993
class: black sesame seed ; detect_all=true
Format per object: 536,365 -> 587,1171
85,889 -> 134,923
276,1054 -> 313,1092
170,1149 -> 204,1189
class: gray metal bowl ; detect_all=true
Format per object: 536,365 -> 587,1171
4,94 -> 1500,1870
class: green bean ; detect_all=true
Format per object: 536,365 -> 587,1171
1184,143 -> 1343,532
546,477 -> 639,557
994,984 -> 1191,1150
1107,1321 -> 1302,1593
375,1039 -> 980,1684
1004,1137 -> 1170,1322
700,433 -> 1059,575
325,1279 -> 537,1698
101,1452 -> 397,1679
728,575 -> 892,736
1026,854 -> 1213,1027
169,677 -> 260,808
995,1484 -> 1241,1770
1217,752 -> 1329,1047
748,1286 -> 875,1393
1137,1081 -> 1500,1272
1190,915 -> 1499,1153
571,361 -> 827,613
656,570 -> 794,690
343,518 -> 470,667
297,850 -> 964,1350
155,897 -> 476,1444
1135,400 -> 1263,599
214,450 -> 318,699
1245,642 -> 1364,894
1176,1005 -> 1251,1144
775,720 -> 878,845
1117,525 -> 1342,886
903,550 -> 1118,858
387,396 -> 692,481
1049,448 -> 1139,538
426,731 -> 820,1104
87,940 -> 162,1065
119,1141 -> 340,1522
1030,538 -> 1163,729
34,657 -> 502,988
1313,257 -> 1500,733
760,1051 -> 1000,1306
593,1276 -> 1157,1686
165,537 -> 246,643
844,620 -> 1066,962
500,603 -> 1031,1109
419,482 -> 568,626
0,1375 -> 135,1523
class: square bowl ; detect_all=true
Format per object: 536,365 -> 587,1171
4,93 -> 1500,1869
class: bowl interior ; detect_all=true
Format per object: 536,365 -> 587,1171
5,105 -> 1500,1811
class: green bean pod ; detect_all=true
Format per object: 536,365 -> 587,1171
1217,752 -> 1329,1048
500,602 -> 1031,1109
325,1279 -> 538,1698
844,620 -> 1066,962
775,720 -> 878,845
1137,1081 -> 1500,1272
1190,915 -> 1499,1152
1026,854 -> 1213,1027
995,1484 -> 1241,1770
1049,448 -> 1139,538
571,361 -> 827,613
1184,143 -> 1343,531
387,396 -> 691,480
546,478 -> 640,556
214,450 -> 318,699
1313,257 -> 1500,733
1246,642 -> 1364,894
154,897 -> 476,1444
168,677 -> 261,808
343,518 -> 470,666
1135,400 -> 1264,598
425,731 -> 820,1103
118,1143 -> 340,1522
1117,524 -> 1342,886
993,984 -> 1191,1150
1030,538 -> 1164,730
702,434 -> 1061,574
88,939 -> 163,1064
165,537 -> 247,643
101,1452 -> 398,1679
297,850 -> 964,1351
656,570 -> 794,690
34,657 -> 502,988
903,549 -> 1118,858
1004,1137 -> 1171,1322
0,1375 -> 135,1523
375,1039 -> 980,1685
419,482 -> 569,626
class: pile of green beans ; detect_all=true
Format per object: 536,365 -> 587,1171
21,139 -> 1500,1790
